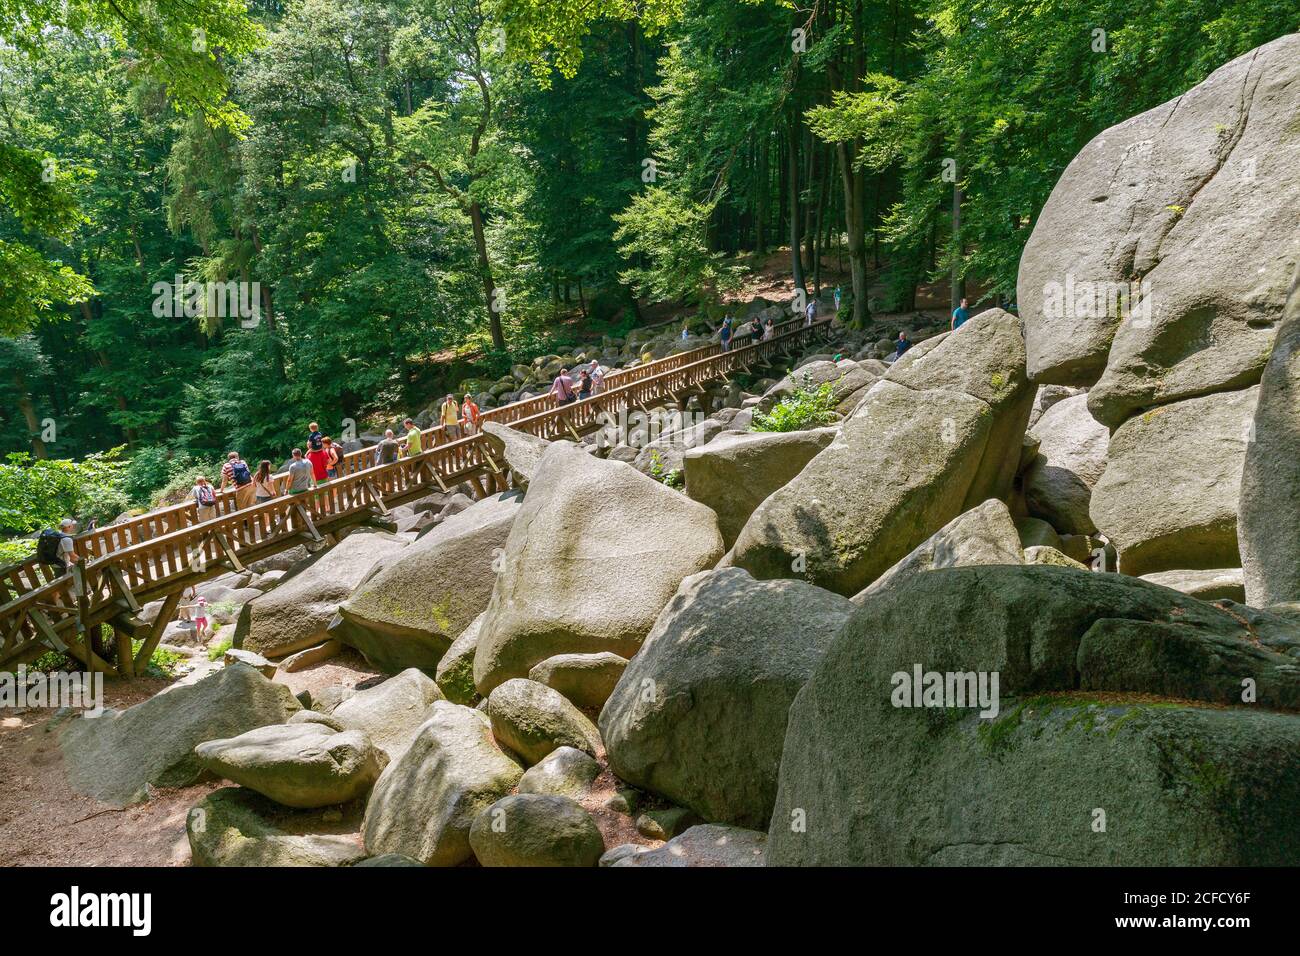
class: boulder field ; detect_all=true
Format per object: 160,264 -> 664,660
54,37 -> 1300,867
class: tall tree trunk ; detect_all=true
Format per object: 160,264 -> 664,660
14,372 -> 46,459
950,135 -> 966,311
787,114 -> 805,292
471,201 -> 505,351
755,136 -> 768,255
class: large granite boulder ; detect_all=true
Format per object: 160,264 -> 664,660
1089,386 -> 1258,575
728,310 -> 1032,596
362,702 -> 523,866
468,794 -> 605,867
481,422 -> 551,489
528,652 -> 628,710
330,493 -> 522,674
1019,33 -> 1300,404
726,381 -> 991,596
1240,269 -> 1300,607
330,668 -> 443,762
600,568 -> 854,829
1021,394 -> 1109,535
884,309 -> 1036,506
194,723 -> 386,809
487,678 -> 602,765
60,664 -> 301,807
851,498 -> 1023,603
767,565 -> 1300,865
683,428 -> 837,548
235,531 -> 408,659
188,787 -> 365,867
472,442 -> 724,694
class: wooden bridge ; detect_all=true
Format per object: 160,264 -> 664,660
0,316 -> 834,677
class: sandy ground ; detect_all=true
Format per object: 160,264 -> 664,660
1,648 -> 657,866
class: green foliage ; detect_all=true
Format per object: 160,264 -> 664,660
647,449 -> 683,489
0,449 -> 130,536
614,188 -> 744,303
207,638 -> 233,661
130,637 -> 186,678
750,373 -> 838,433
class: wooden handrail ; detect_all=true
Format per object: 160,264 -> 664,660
0,316 -> 833,672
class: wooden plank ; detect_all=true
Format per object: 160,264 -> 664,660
133,590 -> 180,676
105,565 -> 141,613
363,481 -> 390,515
295,505 -> 324,543
212,532 -> 246,573
114,625 -> 135,679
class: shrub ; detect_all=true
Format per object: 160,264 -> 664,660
750,374 -> 840,433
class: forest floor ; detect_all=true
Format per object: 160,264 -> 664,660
0,647 -> 657,866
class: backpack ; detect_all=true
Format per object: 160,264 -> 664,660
230,460 -> 253,486
37,529 -> 68,566
309,433 -> 324,451
195,484 -> 216,506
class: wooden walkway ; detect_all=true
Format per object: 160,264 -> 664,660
0,316 -> 833,676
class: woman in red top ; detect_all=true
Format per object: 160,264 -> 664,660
306,444 -> 332,482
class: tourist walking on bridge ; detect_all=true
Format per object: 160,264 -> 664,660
322,437 -> 341,479
578,367 -> 593,400
763,317 -> 774,341
287,449 -> 314,494
401,418 -> 423,456
306,441 -> 331,483
720,316 -> 733,352
36,518 -> 79,574
461,395 -> 481,435
375,429 -> 400,465
192,476 -> 218,522
253,461 -> 278,504
440,394 -> 462,440
551,368 -> 577,405
221,452 -> 256,509
590,362 -> 605,394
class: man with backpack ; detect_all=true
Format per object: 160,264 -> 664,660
221,451 -> 256,509
37,519 -> 79,574
193,475 -> 218,521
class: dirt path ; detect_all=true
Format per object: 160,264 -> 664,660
0,652 -> 382,867
1,650 -> 657,866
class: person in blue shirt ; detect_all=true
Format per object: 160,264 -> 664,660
951,298 -> 971,330
895,330 -> 913,356
720,316 -> 733,352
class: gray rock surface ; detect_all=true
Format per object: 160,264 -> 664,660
60,664 -> 301,806
1090,386 -> 1258,574
362,701 -> 523,866
330,493 -> 521,674
235,531 -> 408,658
601,568 -> 854,828
473,442 -> 724,694
1019,34 -> 1300,401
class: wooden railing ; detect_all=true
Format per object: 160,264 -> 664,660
0,317 -> 832,675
